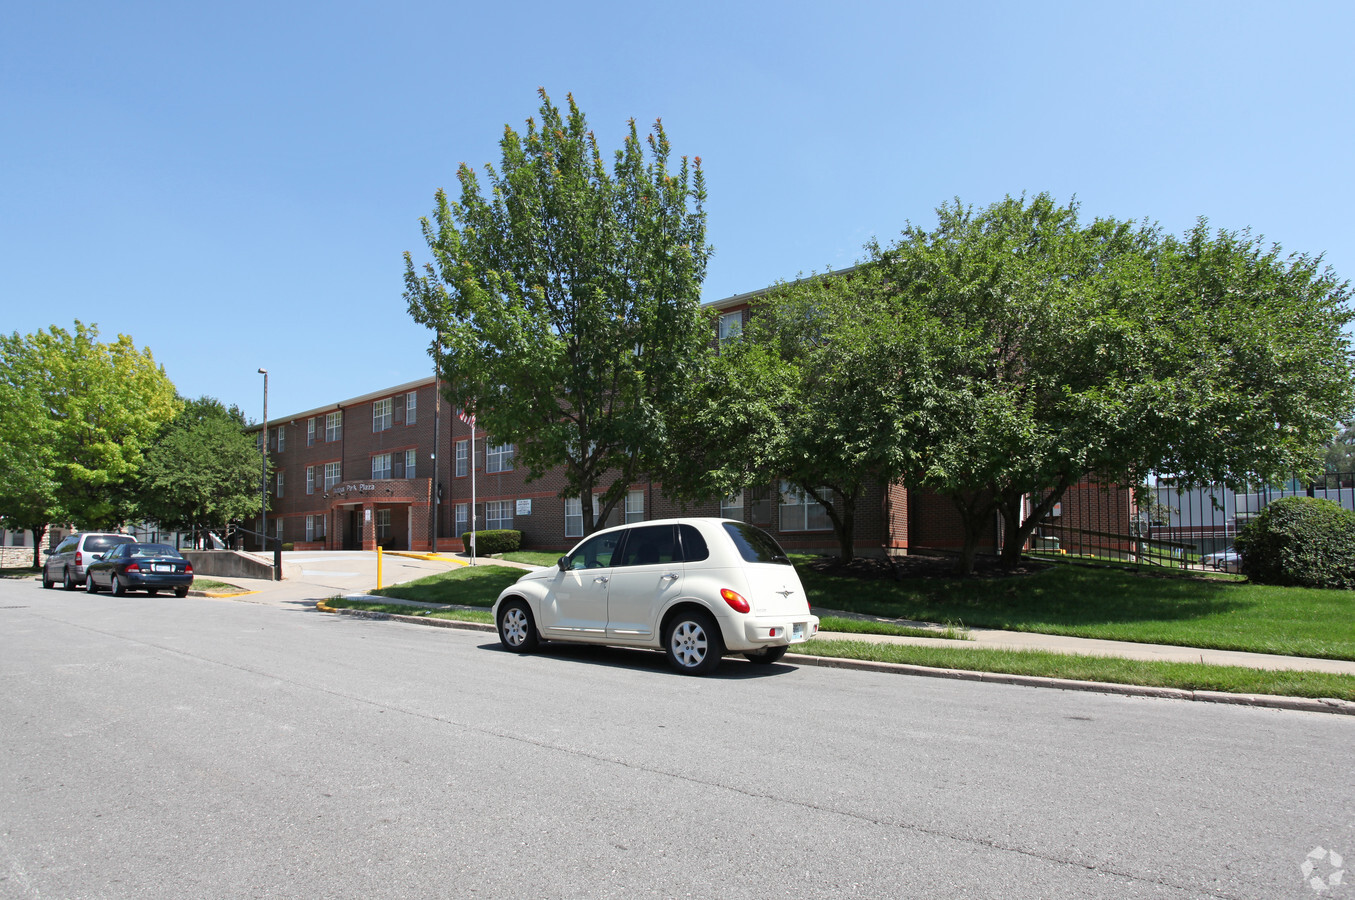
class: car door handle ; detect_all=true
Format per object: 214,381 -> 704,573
594,576 -> 609,584
661,573 -> 679,581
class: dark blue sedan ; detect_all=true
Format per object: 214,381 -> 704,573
85,543 -> 195,597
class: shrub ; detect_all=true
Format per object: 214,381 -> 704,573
1235,496 -> 1355,589
282,542 -> 295,551
461,529 -> 522,555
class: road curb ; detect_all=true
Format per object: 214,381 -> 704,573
314,602 -> 1355,716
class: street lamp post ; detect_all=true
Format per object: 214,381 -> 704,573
258,367 -> 268,551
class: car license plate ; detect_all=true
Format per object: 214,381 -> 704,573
792,623 -> 805,641
154,564 -> 173,573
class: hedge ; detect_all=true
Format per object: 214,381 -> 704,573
1235,496 -> 1355,589
461,529 -> 522,556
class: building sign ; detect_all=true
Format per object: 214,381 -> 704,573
516,499 -> 532,516
333,483 -> 377,496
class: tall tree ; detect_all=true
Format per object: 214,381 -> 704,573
0,353 -> 60,566
138,397 -> 261,546
405,89 -> 711,533
661,267 -> 948,561
874,194 -> 1165,573
0,322 -> 179,534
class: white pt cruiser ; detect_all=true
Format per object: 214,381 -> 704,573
492,517 -> 819,675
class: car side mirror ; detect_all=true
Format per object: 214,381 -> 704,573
557,556 -> 569,572
90,553 -> 104,561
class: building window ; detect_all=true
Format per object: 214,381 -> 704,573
256,431 -> 264,450
455,502 -> 468,537
325,411 -> 343,442
306,466 -> 315,495
324,462 -> 341,490
375,508 -> 391,541
275,471 -> 284,498
455,440 -> 468,477
372,453 -> 392,480
625,489 -> 644,524
485,500 -> 513,531
721,490 -> 744,521
779,482 -> 833,531
276,519 -> 284,541
405,449 -> 417,479
719,310 -> 743,343
486,441 -> 514,474
276,426 -> 285,452
307,417 -> 315,446
373,398 -> 392,432
305,515 -> 315,541
406,391 -> 417,425
564,497 -> 583,538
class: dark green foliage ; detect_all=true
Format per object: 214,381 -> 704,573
461,529 -> 522,555
1235,496 -> 1355,589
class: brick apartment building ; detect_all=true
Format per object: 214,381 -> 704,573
248,287 -> 1132,558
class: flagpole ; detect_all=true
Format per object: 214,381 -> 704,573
469,419 -> 477,566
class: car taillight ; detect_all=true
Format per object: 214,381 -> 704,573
720,588 -> 750,614
185,562 -> 193,574
126,563 -> 140,573
75,551 -> 83,566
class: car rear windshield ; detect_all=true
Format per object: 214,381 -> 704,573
129,544 -> 184,558
722,522 -> 792,565
86,535 -> 136,552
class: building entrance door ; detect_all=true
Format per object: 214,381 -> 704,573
345,508 -> 362,550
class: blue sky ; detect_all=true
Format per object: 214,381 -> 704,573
4,0 -> 1352,421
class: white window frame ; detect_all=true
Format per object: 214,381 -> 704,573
455,440 -> 468,477
372,453 -> 392,480
721,490 -> 744,521
307,417 -> 315,446
564,497 -> 583,538
276,426 -> 285,452
405,449 -> 417,479
625,489 -> 644,524
485,441 -> 514,474
324,461 -> 341,490
373,398 -> 392,432
306,466 -> 315,495
778,482 -> 833,532
275,471 -> 284,498
455,502 -> 468,537
325,411 -> 342,443
485,499 -> 513,531
405,391 -> 417,425
375,508 -> 391,541
719,310 -> 743,343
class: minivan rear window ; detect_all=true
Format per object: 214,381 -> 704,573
722,522 -> 792,565
86,535 -> 136,552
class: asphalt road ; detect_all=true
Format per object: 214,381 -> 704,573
2,577 -> 1352,899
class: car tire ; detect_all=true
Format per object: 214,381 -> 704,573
744,646 -> 787,665
63,568 -> 76,591
111,574 -> 126,597
86,574 -> 99,594
174,587 -> 188,598
664,610 -> 724,676
42,568 -> 54,589
497,599 -> 539,653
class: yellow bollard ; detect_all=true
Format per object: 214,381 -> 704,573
377,544 -> 383,590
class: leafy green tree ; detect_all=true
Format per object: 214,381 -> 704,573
1323,423 -> 1355,474
0,322 -> 179,535
662,267 -> 947,561
0,355 -> 60,566
405,89 -> 711,533
138,397 -> 261,546
876,194 -> 1166,573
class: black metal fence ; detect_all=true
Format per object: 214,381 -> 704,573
1022,473 -> 1355,568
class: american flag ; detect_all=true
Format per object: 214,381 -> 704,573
457,408 -> 475,427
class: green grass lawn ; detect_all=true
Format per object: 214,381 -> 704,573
325,597 -> 494,625
0,567 -> 39,579
798,559 -> 1355,660
372,564 -> 524,606
500,551 -> 560,567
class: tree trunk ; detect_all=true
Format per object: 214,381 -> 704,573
951,491 -> 994,576
28,524 -> 47,570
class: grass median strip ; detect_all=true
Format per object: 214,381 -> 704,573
325,597 -> 494,624
789,638 -> 1355,700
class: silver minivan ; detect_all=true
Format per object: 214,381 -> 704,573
42,532 -> 137,590
492,518 -> 819,675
